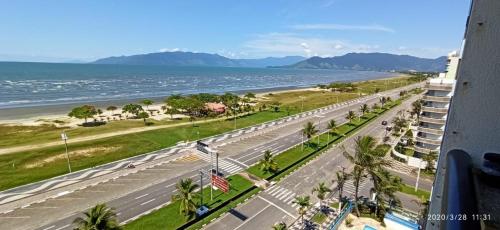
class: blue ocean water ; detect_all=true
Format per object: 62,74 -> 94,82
0,62 -> 397,109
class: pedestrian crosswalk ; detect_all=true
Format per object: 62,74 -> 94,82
264,185 -> 298,208
194,151 -> 244,174
342,178 -> 369,198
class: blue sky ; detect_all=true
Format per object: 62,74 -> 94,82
0,0 -> 471,62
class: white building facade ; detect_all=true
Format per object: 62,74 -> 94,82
414,52 -> 460,160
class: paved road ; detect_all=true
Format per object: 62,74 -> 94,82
0,84 -> 423,230
205,93 -> 428,230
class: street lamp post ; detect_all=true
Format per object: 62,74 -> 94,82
199,170 -> 204,206
315,115 -> 325,145
299,96 -> 305,113
61,131 -> 72,173
415,160 -> 422,192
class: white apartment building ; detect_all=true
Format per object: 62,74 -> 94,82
414,52 -> 460,159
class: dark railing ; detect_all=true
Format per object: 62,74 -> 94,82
441,149 -> 480,230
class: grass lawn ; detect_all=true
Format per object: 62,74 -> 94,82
400,184 -> 431,200
311,212 -> 328,224
124,174 -> 254,230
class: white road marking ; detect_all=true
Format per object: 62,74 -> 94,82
41,225 -> 55,230
54,224 -> 70,230
140,198 -> 156,206
135,193 -> 149,200
258,196 -> 297,219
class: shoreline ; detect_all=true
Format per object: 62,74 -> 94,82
0,85 -> 313,125
0,74 -> 406,126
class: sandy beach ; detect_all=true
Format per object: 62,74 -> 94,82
0,85 -> 317,127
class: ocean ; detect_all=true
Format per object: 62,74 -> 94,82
0,62 -> 397,110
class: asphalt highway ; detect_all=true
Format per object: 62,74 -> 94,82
205,93 -> 427,230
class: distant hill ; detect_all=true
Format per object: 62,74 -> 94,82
92,51 -> 305,68
281,53 -> 447,72
235,56 -> 306,68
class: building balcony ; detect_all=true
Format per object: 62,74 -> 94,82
422,106 -> 449,113
418,127 -> 445,135
420,116 -> 447,125
416,136 -> 443,145
425,83 -> 454,91
413,145 -> 439,154
423,95 -> 451,102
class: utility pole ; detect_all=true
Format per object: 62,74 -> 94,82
216,152 -> 219,176
61,131 -> 72,173
301,132 -> 304,151
210,151 -> 213,200
199,170 -> 204,206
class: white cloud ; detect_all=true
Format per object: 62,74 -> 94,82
243,33 -> 381,58
290,24 -> 395,33
158,48 -> 181,52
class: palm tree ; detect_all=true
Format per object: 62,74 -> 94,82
292,196 -> 310,224
272,222 -> 287,230
359,104 -> 369,117
302,121 -> 318,140
327,119 -> 337,137
345,110 -> 356,124
423,151 -> 438,173
73,203 -> 121,230
371,169 -> 403,216
412,99 -> 423,122
311,182 -> 332,209
342,136 -> 379,216
259,150 -> 278,174
171,178 -> 199,219
379,97 -> 387,107
332,169 -> 350,212
326,119 -> 337,145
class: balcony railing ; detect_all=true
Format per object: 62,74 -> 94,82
418,127 -> 445,135
426,83 -> 454,91
423,95 -> 451,102
416,136 -> 443,145
422,106 -> 449,113
413,145 -> 439,154
420,116 -> 446,125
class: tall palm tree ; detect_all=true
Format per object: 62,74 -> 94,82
259,150 -> 278,174
302,121 -> 318,139
311,182 -> 332,209
342,135 -> 379,216
412,99 -> 423,122
379,97 -> 387,107
171,178 -> 199,219
349,166 -> 365,216
272,222 -> 287,230
359,104 -> 369,117
345,110 -> 356,124
371,169 -> 403,216
327,119 -> 337,137
73,203 -> 121,230
333,169 -> 350,212
292,196 -> 310,224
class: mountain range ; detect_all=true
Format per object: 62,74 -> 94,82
93,51 -> 447,72
283,53 -> 447,72
92,51 -> 305,68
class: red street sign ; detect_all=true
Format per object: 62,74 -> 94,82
211,174 -> 229,193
